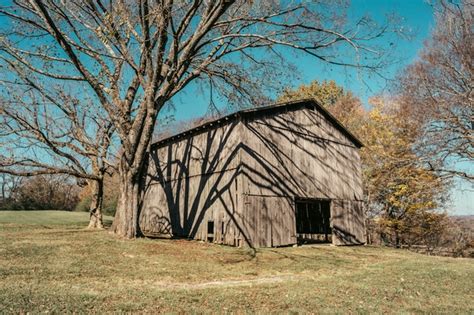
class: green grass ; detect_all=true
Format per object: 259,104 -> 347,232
1,211 -> 473,313
0,210 -> 113,226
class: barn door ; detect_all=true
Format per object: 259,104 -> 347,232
295,198 -> 331,244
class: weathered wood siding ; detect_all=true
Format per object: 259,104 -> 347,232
239,106 -> 365,246
140,102 -> 365,247
139,121 -> 249,246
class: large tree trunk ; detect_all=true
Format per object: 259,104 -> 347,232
110,157 -> 146,238
87,178 -> 104,229
111,101 -> 157,238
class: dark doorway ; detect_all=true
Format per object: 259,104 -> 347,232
295,198 -> 331,244
207,220 -> 214,242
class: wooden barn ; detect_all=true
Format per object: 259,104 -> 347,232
139,99 -> 366,247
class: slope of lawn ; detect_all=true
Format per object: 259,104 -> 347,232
0,211 -> 473,313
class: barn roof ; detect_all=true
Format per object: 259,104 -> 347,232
151,99 -> 363,149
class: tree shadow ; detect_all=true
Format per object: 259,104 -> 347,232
139,104 -> 365,248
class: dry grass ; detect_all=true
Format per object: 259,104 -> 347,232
0,211 -> 473,313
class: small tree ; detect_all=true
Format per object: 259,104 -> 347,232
0,173 -> 23,209
0,88 -> 116,228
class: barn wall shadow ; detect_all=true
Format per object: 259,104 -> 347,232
139,106 -> 365,247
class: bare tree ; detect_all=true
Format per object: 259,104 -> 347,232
0,87 -> 116,228
0,173 -> 23,207
0,0 -> 397,238
398,0 -> 473,181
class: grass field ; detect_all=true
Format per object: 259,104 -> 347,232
0,210 -> 114,226
1,211 -> 473,313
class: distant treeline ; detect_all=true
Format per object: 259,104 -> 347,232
0,174 -> 79,211
367,216 -> 474,258
0,173 -> 118,215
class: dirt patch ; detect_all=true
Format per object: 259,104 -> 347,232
156,274 -> 301,290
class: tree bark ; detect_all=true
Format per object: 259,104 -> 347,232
110,157 -> 145,238
87,178 -> 104,229
394,229 -> 401,248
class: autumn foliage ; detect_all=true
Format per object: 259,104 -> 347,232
279,80 -> 452,249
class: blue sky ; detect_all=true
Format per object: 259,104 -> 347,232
168,0 -> 473,215
296,0 -> 434,104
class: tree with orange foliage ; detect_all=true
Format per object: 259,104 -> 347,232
279,81 -> 450,248
360,97 -> 449,247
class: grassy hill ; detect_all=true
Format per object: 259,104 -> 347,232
0,211 -> 473,313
